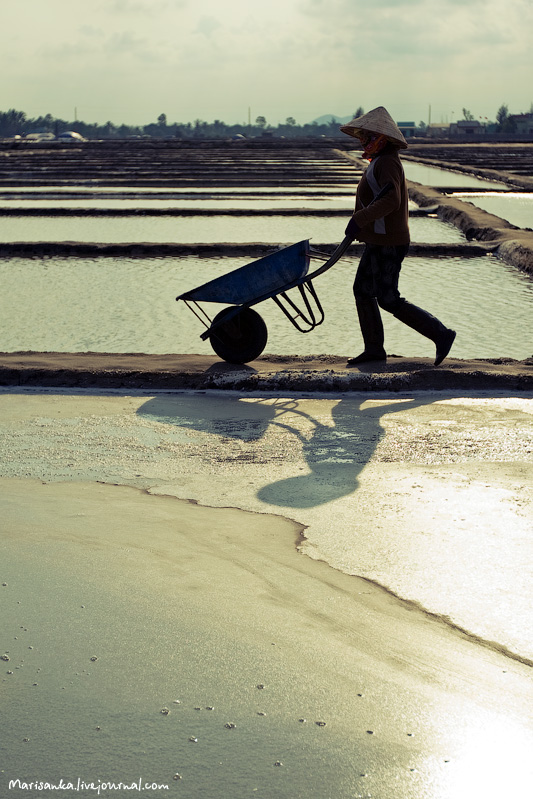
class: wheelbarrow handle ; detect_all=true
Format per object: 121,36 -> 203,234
307,181 -> 395,279
306,235 -> 353,279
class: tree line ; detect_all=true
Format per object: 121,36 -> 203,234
0,105 -> 527,140
0,108 -> 355,139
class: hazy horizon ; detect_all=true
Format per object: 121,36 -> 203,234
2,0 -> 531,128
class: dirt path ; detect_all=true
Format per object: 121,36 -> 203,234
0,351 -> 531,392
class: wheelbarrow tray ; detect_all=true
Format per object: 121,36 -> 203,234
177,239 -> 312,307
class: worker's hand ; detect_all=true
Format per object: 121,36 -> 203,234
344,216 -> 360,241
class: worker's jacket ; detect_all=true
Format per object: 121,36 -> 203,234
352,148 -> 410,246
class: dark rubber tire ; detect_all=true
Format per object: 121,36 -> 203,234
209,307 -> 268,364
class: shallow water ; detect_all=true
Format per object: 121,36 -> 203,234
450,192 -> 533,230
0,185 -> 354,197
403,162 -> 506,189
0,213 -> 464,244
0,196 -> 356,211
1,253 -> 531,359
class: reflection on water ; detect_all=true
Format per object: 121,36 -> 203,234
450,192 -> 533,230
403,161 -> 506,190
1,254 -> 531,359
404,162 -> 532,233
0,186 -> 355,201
0,197 -> 356,212
0,213 -> 464,244
435,714 -> 533,799
0,185 -> 355,194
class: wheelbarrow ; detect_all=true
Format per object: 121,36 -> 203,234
176,235 -> 353,364
176,183 -> 393,364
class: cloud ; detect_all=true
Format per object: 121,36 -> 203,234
298,0 -> 532,62
38,29 -> 165,67
79,25 -> 105,38
194,16 -> 222,36
103,31 -> 160,62
106,0 -> 186,14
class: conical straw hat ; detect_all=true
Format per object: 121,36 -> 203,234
340,106 -> 408,148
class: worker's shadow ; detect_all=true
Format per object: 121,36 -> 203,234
254,394 -> 431,508
137,392 -> 433,509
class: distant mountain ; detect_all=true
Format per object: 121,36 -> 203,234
311,113 -> 353,125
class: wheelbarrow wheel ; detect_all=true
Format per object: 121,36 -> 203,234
209,307 -> 268,364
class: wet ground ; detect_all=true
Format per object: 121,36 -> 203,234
1,387 -> 533,799
2,387 -> 531,660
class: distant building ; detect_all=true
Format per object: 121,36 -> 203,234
509,113 -> 533,135
450,119 -> 484,137
427,123 -> 451,138
397,121 -> 417,138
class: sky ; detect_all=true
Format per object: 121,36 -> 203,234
2,0 -> 532,128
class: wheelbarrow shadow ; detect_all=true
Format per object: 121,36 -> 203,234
137,392 -> 435,510
203,361 -> 258,377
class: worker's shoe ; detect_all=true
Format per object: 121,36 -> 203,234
347,350 -> 387,367
434,328 -> 456,366
350,297 -> 385,367
391,300 -> 455,366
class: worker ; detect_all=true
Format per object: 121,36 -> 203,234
341,106 -> 456,366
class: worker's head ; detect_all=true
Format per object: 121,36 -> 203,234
357,132 -> 390,159
340,107 -> 407,154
